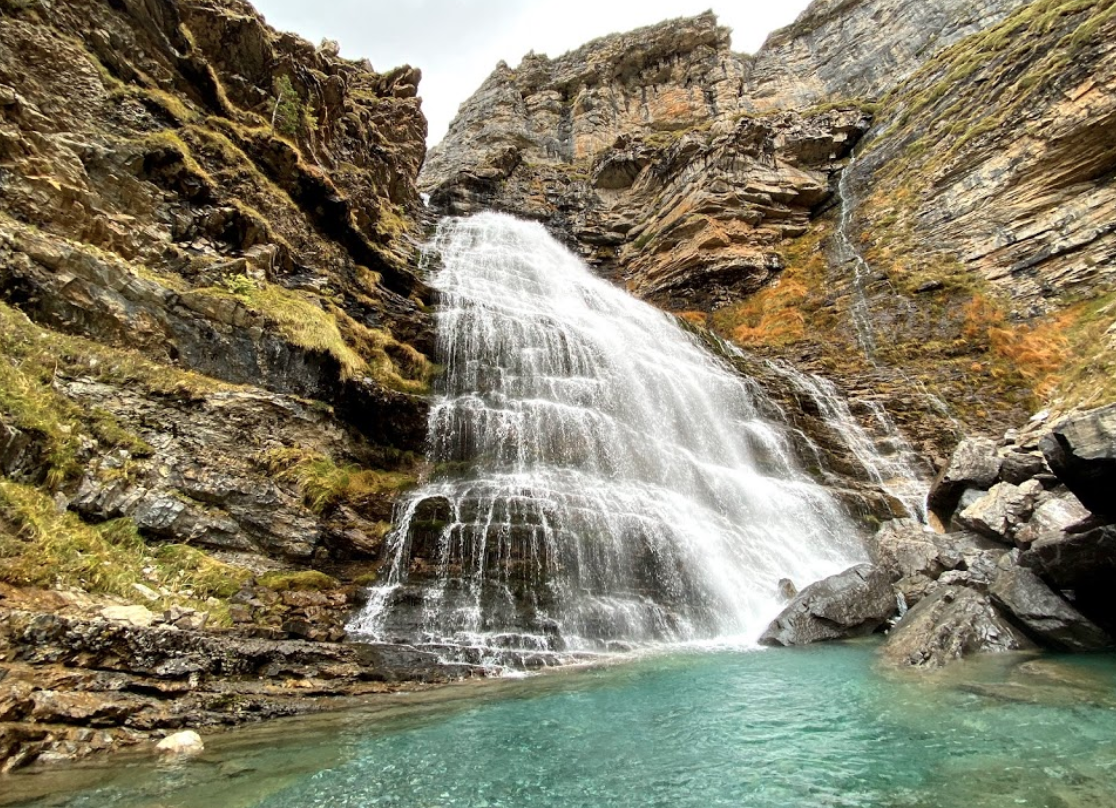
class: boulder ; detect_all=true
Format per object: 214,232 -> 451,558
954,480 -> 1040,543
879,585 -> 1035,669
1040,404 -> 1116,518
990,567 -> 1111,651
155,730 -> 204,756
1013,489 -> 1092,548
998,451 -> 1050,485
1020,525 -> 1116,633
927,438 -> 1002,522
870,519 -> 952,579
870,519 -> 1004,604
1020,525 -> 1116,590
759,564 -> 896,646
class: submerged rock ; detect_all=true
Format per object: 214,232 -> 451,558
880,585 -> 1035,669
155,730 -> 204,756
759,564 -> 895,646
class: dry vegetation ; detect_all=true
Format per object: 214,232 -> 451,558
0,480 -> 249,622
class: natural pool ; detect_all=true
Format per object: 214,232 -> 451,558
6,643 -> 1116,808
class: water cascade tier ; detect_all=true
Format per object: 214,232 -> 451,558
349,212 -> 868,659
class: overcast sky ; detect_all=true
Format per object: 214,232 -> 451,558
248,1 -> 814,146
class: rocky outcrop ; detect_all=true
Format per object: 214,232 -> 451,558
430,99 -> 870,309
421,1 -> 1029,310
0,2 -> 433,570
0,0 -> 450,771
879,585 -> 1034,669
759,563 -> 895,646
0,604 -> 476,769
877,403 -> 1116,667
1041,403 -> 1116,519
844,0 -> 1116,422
927,437 -> 1003,522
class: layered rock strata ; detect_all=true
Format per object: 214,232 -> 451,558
0,0 -> 447,769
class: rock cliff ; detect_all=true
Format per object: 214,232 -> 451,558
0,0 -> 445,767
423,0 -> 1116,453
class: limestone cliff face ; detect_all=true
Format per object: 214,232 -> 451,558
420,0 -> 1029,311
839,0 -> 1116,423
0,1 -> 433,613
0,0 -> 451,767
746,0 -> 1030,110
424,0 -> 1116,445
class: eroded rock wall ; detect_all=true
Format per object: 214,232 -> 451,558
0,0 -> 444,767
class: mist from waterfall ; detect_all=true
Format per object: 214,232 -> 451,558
348,212 -> 869,660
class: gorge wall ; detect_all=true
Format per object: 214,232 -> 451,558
0,0 -> 457,767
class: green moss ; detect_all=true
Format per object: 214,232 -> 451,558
156,544 -> 252,599
260,447 -> 416,515
257,569 -> 339,592
200,280 -> 365,377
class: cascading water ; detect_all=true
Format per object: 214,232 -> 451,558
835,164 -> 882,361
759,358 -> 931,523
348,212 -> 867,659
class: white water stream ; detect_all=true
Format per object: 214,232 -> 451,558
348,213 -> 873,658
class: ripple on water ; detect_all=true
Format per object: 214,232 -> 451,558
5,644 -> 1116,808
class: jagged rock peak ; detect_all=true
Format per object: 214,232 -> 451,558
423,12 -> 744,184
423,0 -> 1030,192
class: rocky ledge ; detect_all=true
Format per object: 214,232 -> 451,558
761,402 -> 1116,669
0,584 -> 480,771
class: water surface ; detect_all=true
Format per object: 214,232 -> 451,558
8,643 -> 1116,808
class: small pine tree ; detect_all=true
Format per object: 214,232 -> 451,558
272,75 -> 303,138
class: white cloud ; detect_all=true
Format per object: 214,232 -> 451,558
248,1 -> 812,145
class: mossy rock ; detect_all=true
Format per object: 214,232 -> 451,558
257,570 -> 339,592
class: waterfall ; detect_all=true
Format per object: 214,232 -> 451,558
835,164 -> 882,361
759,358 -> 930,523
348,212 -> 868,660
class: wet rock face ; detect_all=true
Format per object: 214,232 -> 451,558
759,564 -> 895,646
